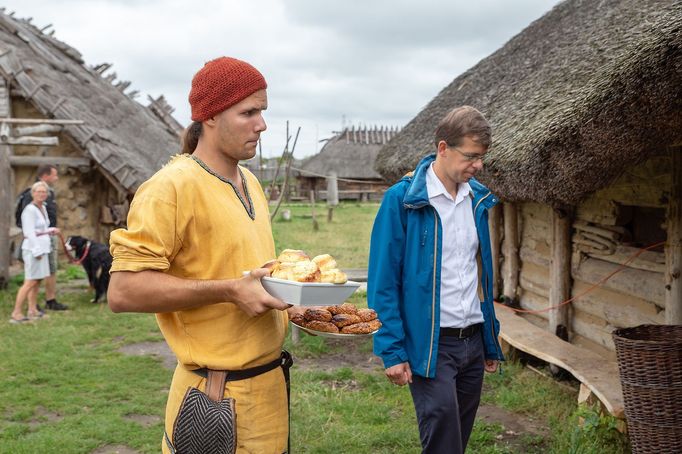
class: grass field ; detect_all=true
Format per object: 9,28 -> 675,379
0,202 -> 629,453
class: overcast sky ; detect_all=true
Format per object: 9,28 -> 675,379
3,0 -> 561,158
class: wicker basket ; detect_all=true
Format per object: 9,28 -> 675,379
612,325 -> 682,454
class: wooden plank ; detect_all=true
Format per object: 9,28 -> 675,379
495,303 -> 624,418
666,147 -> 682,324
0,118 -> 84,125
3,136 -> 58,146
520,202 -> 551,238
572,309 -> 615,352
0,77 -> 9,287
586,245 -> 666,274
550,209 -> 572,340
503,203 -> 520,303
571,280 -> 665,327
520,244 -> 550,267
489,204 -> 502,300
518,289 -> 549,320
14,124 -> 63,136
10,155 -> 90,168
573,257 -> 665,308
576,197 -> 620,225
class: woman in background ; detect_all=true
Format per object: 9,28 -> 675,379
10,181 -> 59,323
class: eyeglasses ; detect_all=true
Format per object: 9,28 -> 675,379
449,146 -> 486,162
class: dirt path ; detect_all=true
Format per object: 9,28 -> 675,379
119,339 -> 550,451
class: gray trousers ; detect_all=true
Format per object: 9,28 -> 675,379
409,331 -> 485,454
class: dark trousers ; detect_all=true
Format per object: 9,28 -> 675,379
409,331 -> 485,454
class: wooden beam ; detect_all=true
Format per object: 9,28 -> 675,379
495,303 -> 624,418
0,79 -> 10,288
14,124 -> 63,136
573,257 -> 665,309
550,208 -> 573,341
503,203 -> 520,304
0,118 -> 84,125
489,204 -> 502,300
665,147 -> 682,324
2,136 -> 58,146
9,155 -> 91,168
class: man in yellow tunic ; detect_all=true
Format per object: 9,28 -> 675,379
108,56 -> 292,453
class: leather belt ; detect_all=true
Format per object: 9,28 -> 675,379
440,324 -> 481,339
191,351 -> 293,382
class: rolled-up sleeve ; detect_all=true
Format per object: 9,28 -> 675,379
110,182 -> 181,273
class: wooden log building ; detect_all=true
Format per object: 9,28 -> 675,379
375,0 -> 681,417
0,10 -> 182,287
298,126 -> 398,202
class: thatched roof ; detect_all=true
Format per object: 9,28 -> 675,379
0,10 -> 182,193
375,0 -> 682,206
300,126 -> 400,180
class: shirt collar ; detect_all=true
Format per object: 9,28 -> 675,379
426,162 -> 471,204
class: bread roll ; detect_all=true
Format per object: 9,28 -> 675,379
312,254 -> 337,271
303,320 -> 339,333
357,308 -> 377,322
340,322 -> 374,334
304,308 -> 333,322
271,262 -> 296,281
292,260 -> 320,282
290,313 -> 305,325
261,259 -> 280,274
320,269 -> 348,284
327,303 -> 358,315
331,313 -> 362,328
277,249 -> 310,262
367,319 -> 382,331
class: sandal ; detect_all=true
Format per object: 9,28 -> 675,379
27,311 -> 45,320
9,316 -> 30,324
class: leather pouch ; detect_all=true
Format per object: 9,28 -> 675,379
166,371 -> 236,454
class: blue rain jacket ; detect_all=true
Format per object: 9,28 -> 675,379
368,154 -> 504,378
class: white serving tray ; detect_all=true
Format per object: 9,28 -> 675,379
259,276 -> 361,306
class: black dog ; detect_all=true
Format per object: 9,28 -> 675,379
65,235 -> 112,303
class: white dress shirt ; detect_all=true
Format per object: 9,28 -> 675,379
426,163 -> 484,328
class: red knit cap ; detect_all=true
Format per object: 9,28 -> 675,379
189,57 -> 267,122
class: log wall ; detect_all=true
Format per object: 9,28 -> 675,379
512,154 -> 669,357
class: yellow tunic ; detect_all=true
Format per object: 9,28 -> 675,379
110,154 -> 288,453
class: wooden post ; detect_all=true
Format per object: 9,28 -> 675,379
0,78 -> 11,288
489,204 -> 502,300
549,207 -> 573,341
327,172 -> 338,223
665,147 -> 682,324
310,190 -> 319,231
502,203 -> 520,305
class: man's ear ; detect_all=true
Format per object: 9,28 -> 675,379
436,140 -> 449,156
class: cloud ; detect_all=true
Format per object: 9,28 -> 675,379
2,0 -> 561,157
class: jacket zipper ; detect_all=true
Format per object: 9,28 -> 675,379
426,207 -> 438,376
475,191 -> 504,361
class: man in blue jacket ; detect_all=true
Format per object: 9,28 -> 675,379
368,105 -> 504,453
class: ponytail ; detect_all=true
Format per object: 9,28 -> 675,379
181,121 -> 203,154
